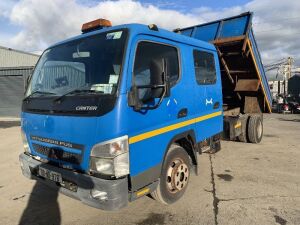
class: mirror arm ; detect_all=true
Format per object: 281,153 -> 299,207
143,87 -> 166,110
136,84 -> 165,89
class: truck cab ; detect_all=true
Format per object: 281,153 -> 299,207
19,14 -> 269,210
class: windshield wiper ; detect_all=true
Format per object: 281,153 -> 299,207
53,88 -> 99,103
23,90 -> 56,102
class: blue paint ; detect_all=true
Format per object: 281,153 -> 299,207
22,23 -> 222,179
219,16 -> 248,38
180,12 -> 251,41
193,23 -> 219,42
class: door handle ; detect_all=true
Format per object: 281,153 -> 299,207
213,102 -> 220,109
178,108 -> 188,118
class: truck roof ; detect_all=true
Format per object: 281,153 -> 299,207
49,23 -> 216,52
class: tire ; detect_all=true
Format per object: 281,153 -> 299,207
238,116 -> 249,143
238,120 -> 248,143
238,129 -> 248,142
247,115 -> 263,144
151,145 -> 190,205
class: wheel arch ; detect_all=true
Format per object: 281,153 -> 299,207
129,129 -> 199,192
162,129 -> 199,175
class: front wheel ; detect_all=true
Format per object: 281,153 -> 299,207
151,145 -> 190,205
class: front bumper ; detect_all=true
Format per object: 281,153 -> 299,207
19,153 -> 128,211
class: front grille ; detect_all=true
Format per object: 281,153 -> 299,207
32,143 -> 82,165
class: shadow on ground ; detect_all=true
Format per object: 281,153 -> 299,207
19,153 -> 93,225
19,182 -> 61,225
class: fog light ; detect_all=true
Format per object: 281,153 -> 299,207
91,189 -> 108,201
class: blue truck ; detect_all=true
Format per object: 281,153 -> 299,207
19,12 -> 271,210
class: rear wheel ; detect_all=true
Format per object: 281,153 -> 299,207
151,145 -> 190,205
247,115 -> 263,143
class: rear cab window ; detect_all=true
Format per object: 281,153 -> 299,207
193,50 -> 217,85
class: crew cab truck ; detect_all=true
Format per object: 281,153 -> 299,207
19,12 -> 271,210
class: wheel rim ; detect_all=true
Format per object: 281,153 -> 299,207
257,119 -> 263,138
166,158 -> 189,193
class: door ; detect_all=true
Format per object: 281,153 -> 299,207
125,36 -> 195,190
192,49 -> 223,142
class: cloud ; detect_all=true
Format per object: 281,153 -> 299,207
0,0 -> 17,17
192,0 -> 300,78
1,0 -> 299,79
7,0 -> 199,51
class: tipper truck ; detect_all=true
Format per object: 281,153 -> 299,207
19,12 -> 271,210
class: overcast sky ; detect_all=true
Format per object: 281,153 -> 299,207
1,0 -> 299,79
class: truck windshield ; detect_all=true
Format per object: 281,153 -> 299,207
25,30 -> 127,98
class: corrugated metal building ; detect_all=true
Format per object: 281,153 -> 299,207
0,46 -> 40,117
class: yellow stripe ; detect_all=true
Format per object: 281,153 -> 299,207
195,111 -> 222,123
136,188 -> 150,197
247,40 -> 272,113
129,111 -> 222,144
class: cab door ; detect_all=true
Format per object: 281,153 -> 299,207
124,36 -> 196,190
192,48 -> 223,142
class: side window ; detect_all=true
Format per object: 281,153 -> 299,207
193,50 -> 217,85
133,41 -> 179,100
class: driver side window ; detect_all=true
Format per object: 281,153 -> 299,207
133,41 -> 179,101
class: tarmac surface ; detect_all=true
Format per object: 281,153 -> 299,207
0,113 -> 299,225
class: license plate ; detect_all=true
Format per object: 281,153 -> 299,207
38,167 -> 63,183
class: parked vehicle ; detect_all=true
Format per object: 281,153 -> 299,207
288,101 -> 300,114
282,102 -> 290,114
19,12 -> 272,210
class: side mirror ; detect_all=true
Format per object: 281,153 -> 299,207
149,59 -> 164,98
149,58 -> 170,98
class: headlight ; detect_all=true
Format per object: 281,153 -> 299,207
89,136 -> 129,178
21,129 -> 30,153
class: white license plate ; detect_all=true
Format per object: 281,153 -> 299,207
38,167 -> 62,183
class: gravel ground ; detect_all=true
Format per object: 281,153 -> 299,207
0,113 -> 299,225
